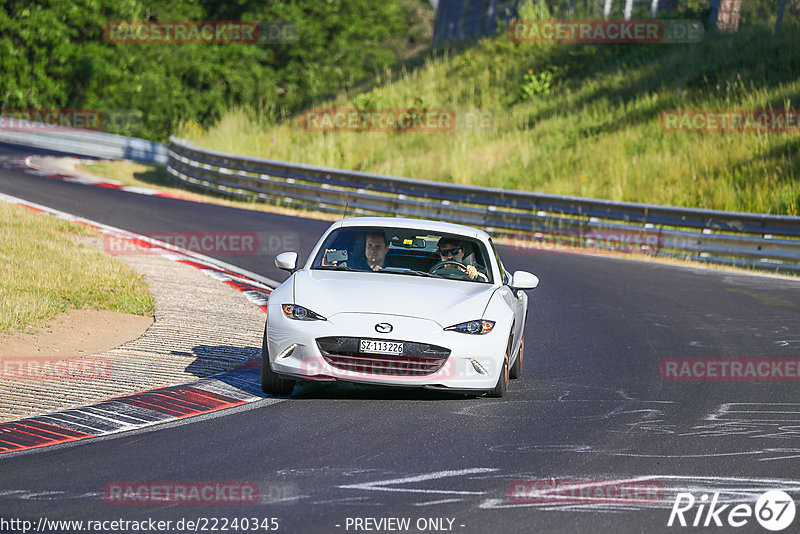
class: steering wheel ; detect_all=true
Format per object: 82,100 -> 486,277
430,260 -> 488,281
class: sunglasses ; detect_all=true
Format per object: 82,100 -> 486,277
439,247 -> 462,256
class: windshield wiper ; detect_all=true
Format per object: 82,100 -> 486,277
377,268 -> 442,278
314,265 -> 361,272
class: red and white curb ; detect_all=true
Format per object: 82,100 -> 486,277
0,192 -> 280,455
0,155 -> 189,200
0,364 -> 268,454
0,362 -> 272,454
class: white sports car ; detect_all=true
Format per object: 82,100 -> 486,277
261,217 -> 539,397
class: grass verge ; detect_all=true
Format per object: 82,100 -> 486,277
176,17 -> 800,216
0,201 -> 155,333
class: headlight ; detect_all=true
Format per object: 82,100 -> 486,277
445,320 -> 495,334
281,304 -> 326,321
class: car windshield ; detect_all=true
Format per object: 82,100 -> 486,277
311,226 -> 493,283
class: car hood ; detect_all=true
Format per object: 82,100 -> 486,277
292,269 -> 495,327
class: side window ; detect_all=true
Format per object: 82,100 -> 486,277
488,239 -> 509,284
312,228 -> 363,269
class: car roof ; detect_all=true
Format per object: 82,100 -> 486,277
332,217 -> 490,241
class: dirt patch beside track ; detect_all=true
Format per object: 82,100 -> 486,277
0,309 -> 153,358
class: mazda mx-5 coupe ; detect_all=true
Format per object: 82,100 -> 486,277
261,217 -> 539,397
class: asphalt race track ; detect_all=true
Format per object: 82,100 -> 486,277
2,142 -> 800,534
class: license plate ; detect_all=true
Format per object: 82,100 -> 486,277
359,339 -> 404,355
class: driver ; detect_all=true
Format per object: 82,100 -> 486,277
433,237 -> 485,280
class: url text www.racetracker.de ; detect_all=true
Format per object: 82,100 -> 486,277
0,516 -> 280,533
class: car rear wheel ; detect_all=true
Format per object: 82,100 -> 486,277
260,323 -> 295,396
510,332 -> 524,379
488,337 -> 511,398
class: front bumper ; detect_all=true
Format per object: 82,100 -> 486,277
266,310 -> 507,390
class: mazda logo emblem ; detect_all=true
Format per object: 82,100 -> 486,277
375,323 -> 393,333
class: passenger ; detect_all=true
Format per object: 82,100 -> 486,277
363,230 -> 389,271
322,230 -> 388,271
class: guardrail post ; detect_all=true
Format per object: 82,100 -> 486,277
777,0 -> 787,32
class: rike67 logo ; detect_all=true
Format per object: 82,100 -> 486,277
668,490 -> 796,531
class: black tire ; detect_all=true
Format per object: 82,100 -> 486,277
488,338 -> 511,398
260,323 -> 295,396
509,332 -> 523,379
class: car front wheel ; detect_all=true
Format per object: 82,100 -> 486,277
260,323 -> 295,396
510,332 -> 523,379
488,337 -> 511,398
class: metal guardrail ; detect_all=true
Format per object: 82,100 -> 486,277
167,136 -> 800,274
0,119 -> 167,164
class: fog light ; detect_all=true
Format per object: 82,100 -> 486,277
277,344 -> 298,359
470,359 -> 489,375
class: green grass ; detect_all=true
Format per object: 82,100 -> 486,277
177,15 -> 800,216
0,201 -> 155,332
81,161 -> 176,191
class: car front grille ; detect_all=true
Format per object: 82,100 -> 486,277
316,337 -> 450,377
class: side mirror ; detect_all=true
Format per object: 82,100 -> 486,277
511,270 -> 539,290
275,251 -> 298,272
